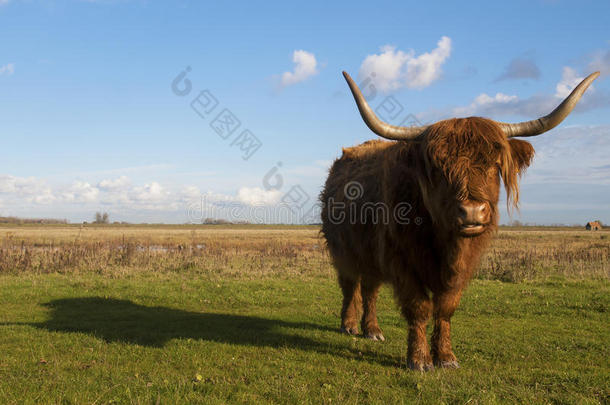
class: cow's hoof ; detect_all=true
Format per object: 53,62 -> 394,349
363,327 -> 385,341
364,332 -> 385,341
340,326 -> 359,335
436,360 -> 459,369
407,361 -> 434,372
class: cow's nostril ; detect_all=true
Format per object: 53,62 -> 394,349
459,201 -> 490,225
474,203 -> 490,223
458,205 -> 469,220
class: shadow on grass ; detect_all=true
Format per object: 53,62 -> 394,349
16,297 -> 399,367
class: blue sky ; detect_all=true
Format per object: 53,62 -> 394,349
1,0 -> 609,224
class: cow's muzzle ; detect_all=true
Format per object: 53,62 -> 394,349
458,201 -> 490,236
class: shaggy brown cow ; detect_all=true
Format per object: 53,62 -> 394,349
321,70 -> 599,371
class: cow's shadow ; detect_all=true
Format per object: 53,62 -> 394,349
18,297 -> 398,367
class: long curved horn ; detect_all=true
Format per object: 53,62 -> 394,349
342,71 -> 428,141
499,71 -> 600,138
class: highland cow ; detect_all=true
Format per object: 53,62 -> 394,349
321,70 -> 599,370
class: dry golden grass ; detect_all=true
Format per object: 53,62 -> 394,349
480,228 -> 610,281
0,224 -> 608,281
0,225 -> 326,279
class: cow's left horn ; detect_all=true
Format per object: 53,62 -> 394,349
342,71 -> 428,141
498,71 -> 600,138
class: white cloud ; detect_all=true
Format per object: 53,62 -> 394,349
237,187 -> 281,206
451,66 -> 606,118
0,0 -> 10,6
524,125 -> 610,185
358,36 -> 452,92
98,175 -> 131,191
31,192 -> 56,205
280,50 -> 318,87
97,176 -> 131,205
131,182 -> 168,202
0,63 -> 14,76
497,125 -> 610,224
453,92 -> 519,117
555,67 -> 587,98
62,181 -> 99,203
180,185 -> 201,201
0,175 -> 18,194
0,175 -> 175,209
0,172 -> 307,222
0,175 -> 52,199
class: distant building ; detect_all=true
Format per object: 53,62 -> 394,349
585,221 -> 602,231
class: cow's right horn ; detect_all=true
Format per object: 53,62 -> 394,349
498,71 -> 600,138
342,71 -> 428,141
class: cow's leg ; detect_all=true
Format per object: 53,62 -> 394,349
360,277 -> 384,341
399,288 -> 433,371
431,288 -> 463,368
338,274 -> 362,335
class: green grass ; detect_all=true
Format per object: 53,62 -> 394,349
0,272 -> 608,404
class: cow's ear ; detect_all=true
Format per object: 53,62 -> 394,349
508,139 -> 535,172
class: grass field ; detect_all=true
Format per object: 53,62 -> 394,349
0,225 -> 608,404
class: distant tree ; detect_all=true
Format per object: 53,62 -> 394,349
203,217 -> 231,225
94,212 -> 110,224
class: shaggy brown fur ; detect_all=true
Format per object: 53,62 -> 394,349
321,117 -> 535,370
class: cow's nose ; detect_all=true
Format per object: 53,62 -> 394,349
459,201 -> 490,225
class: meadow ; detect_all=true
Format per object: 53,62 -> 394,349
0,224 -> 608,404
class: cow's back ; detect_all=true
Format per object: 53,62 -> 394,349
320,140 -> 430,281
